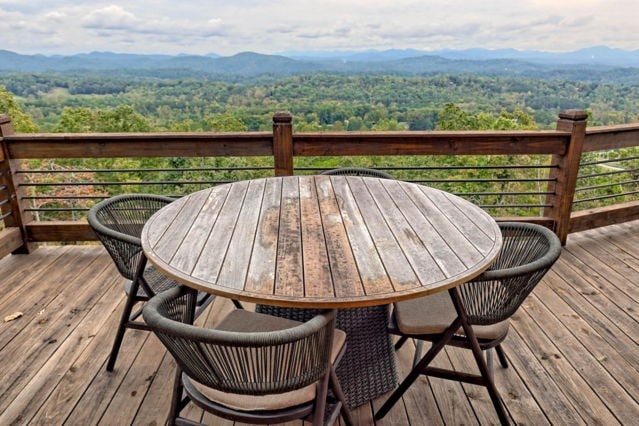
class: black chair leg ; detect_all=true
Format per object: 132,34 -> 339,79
106,291 -> 138,372
167,368 -> 185,426
394,335 -> 409,350
496,344 -> 509,368
412,340 -> 424,367
375,316 -> 463,420
450,289 -> 510,425
330,367 -> 354,426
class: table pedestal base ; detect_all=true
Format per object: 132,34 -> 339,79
256,304 -> 398,408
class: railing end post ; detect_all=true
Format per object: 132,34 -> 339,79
0,115 -> 12,126
273,111 -> 293,124
548,109 -> 589,244
272,112 -> 294,176
558,110 -> 588,121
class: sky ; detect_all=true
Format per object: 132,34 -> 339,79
0,0 -> 637,56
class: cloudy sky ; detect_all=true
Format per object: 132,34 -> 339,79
1,0 -> 636,56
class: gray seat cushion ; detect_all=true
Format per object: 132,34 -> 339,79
394,291 -> 509,340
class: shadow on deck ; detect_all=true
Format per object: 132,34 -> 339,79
0,221 -> 637,425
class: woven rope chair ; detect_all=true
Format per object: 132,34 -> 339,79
320,167 -> 393,179
143,286 -> 354,426
88,194 -> 218,372
380,222 -> 562,424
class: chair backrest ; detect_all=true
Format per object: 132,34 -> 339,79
458,222 -> 562,325
88,194 -> 174,280
321,167 -> 393,179
143,286 -> 337,395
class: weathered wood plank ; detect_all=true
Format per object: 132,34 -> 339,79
5,133 -> 273,159
217,179 -> 265,291
299,176 -> 332,297
506,311 -> 587,425
293,132 -> 569,156
530,286 -> 639,403
567,229 -> 639,302
523,294 -> 638,424
570,201 -> 639,233
0,248 -> 113,415
332,177 -> 393,296
553,253 -> 638,343
25,221 -> 98,242
275,176 -> 304,297
315,176 -> 364,299
0,246 -> 90,348
0,227 -> 23,258
512,307 -> 620,424
2,264 -> 122,424
245,178 -> 281,294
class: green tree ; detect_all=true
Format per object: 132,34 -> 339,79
0,86 -> 38,132
95,105 -> 151,132
204,113 -> 248,131
55,107 -> 95,132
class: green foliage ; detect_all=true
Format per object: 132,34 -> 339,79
55,105 -> 150,132
0,85 -> 38,132
204,113 -> 248,131
6,72 -> 639,133
436,103 -> 537,130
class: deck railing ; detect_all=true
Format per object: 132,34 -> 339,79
1,110 -> 638,259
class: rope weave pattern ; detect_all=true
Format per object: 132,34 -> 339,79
458,222 -> 562,325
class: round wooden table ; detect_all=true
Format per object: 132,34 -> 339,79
142,175 -> 502,407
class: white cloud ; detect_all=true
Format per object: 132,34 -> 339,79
0,0 -> 637,55
83,5 -> 139,30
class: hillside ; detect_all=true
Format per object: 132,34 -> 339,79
2,47 -> 639,83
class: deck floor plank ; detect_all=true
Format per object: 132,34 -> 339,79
0,247 -> 114,415
1,262 -> 121,425
0,221 -> 637,425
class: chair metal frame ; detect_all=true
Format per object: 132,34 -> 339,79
88,194 -> 216,372
375,222 -> 562,425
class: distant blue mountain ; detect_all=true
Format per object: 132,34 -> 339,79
1,47 -> 639,82
285,46 -> 639,67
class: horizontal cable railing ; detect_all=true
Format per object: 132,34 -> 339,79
573,143 -> 639,209
296,157 -> 558,216
16,160 -> 275,219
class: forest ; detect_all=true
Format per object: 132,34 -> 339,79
3,72 -> 639,133
0,71 -> 638,221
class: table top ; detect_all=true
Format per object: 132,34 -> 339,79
142,175 -> 502,308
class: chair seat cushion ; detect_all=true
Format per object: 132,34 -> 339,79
191,309 -> 346,411
394,291 -> 509,340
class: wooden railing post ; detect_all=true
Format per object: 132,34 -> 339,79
544,109 -> 588,245
0,115 -> 34,254
273,111 -> 294,176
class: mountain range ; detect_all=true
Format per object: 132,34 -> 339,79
1,46 -> 639,82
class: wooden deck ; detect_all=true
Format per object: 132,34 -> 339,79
0,221 -> 637,425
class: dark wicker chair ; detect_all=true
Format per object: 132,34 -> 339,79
143,286 -> 354,426
378,222 -> 562,424
88,194 -> 217,372
320,167 -> 393,179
